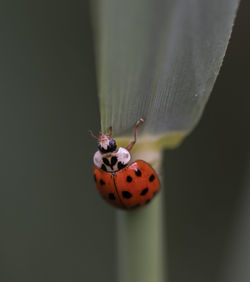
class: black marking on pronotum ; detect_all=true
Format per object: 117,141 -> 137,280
108,193 -> 116,200
140,188 -> 148,196
118,162 -> 126,170
103,157 -> 110,166
111,156 -> 118,167
122,191 -> 132,199
102,156 -> 118,170
126,176 -> 132,183
100,179 -> 105,185
149,174 -> 155,182
135,169 -> 141,177
101,164 -> 107,171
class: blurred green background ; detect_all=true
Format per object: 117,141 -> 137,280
0,1 -> 249,282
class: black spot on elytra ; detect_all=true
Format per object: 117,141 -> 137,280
145,199 -> 151,204
126,176 -> 132,182
118,162 -> 126,170
149,174 -> 155,182
122,191 -> 132,199
135,169 -> 141,177
93,174 -> 97,182
101,164 -> 107,171
108,193 -> 116,200
130,204 -> 140,209
100,179 -> 105,186
140,188 -> 148,196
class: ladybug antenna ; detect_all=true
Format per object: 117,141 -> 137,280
88,130 -> 98,140
107,126 -> 112,137
126,118 -> 145,151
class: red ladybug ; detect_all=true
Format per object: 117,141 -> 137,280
89,119 -> 160,210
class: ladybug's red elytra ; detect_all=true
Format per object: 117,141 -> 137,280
89,119 -> 160,210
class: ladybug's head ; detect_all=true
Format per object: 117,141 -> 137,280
89,127 -> 117,154
97,134 -> 117,153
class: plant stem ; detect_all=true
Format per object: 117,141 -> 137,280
117,148 -> 166,282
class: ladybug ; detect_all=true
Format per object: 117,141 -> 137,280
89,119 -> 160,210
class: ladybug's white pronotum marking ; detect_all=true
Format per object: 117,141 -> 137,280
93,147 -> 131,172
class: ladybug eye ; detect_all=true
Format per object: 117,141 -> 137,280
109,140 -> 115,147
98,143 -> 105,153
109,139 -> 117,152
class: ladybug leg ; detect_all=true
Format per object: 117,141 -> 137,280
126,118 -> 144,151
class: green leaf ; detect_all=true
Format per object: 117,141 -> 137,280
92,0 -> 239,148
